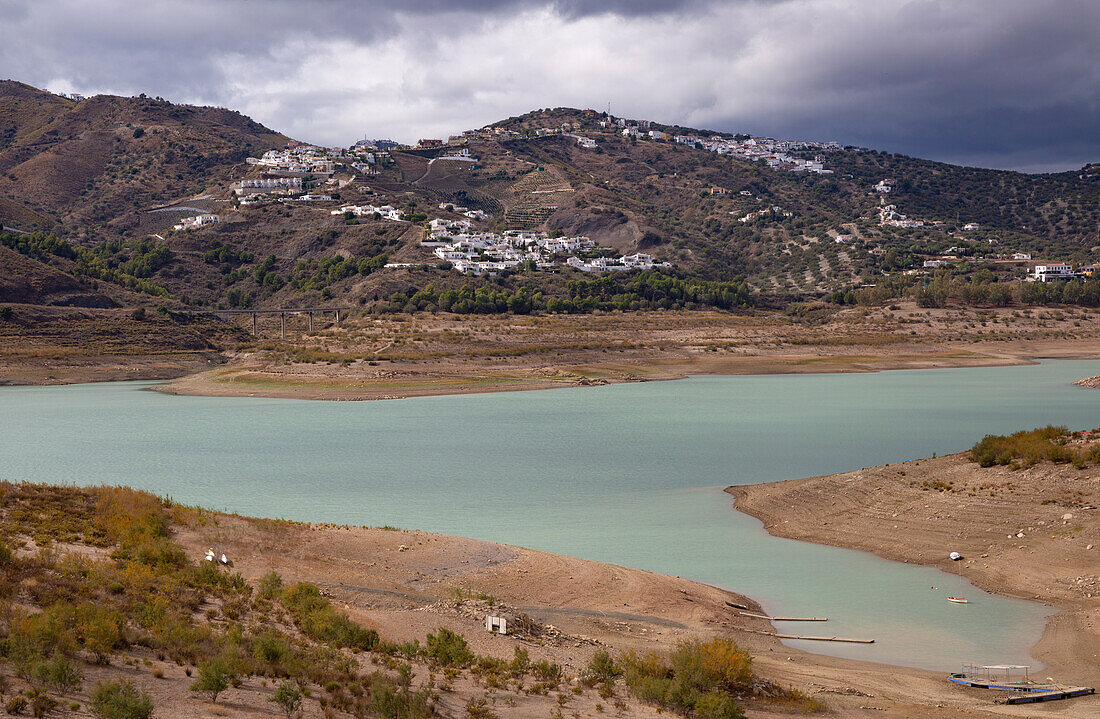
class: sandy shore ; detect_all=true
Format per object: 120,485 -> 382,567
730,452 -> 1100,715
172,510 -> 1070,718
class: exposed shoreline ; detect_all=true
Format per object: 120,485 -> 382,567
151,341 -> 1095,401
174,504 -> 1060,718
729,452 -> 1100,713
6,303 -> 1100,402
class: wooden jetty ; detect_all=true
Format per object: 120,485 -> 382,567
1004,687 -> 1094,704
738,611 -> 827,622
774,633 -> 874,644
742,628 -> 873,644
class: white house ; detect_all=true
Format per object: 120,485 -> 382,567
923,260 -> 948,269
1033,264 -> 1074,282
963,223 -> 981,231
173,215 -> 219,230
1012,252 -> 1032,261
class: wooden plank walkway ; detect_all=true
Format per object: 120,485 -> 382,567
1004,687 -> 1094,704
738,611 -> 827,621
742,627 -> 873,644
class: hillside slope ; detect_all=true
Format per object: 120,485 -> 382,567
1,90 -> 1097,314
0,80 -> 288,235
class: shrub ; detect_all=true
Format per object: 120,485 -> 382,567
90,681 -> 154,719
191,658 -> 231,703
76,605 -> 125,664
280,583 -> 378,651
271,681 -> 302,719
258,570 -> 283,599
970,426 -> 1083,468
694,691 -> 744,719
532,659 -> 562,683
36,656 -> 82,694
5,696 -> 27,715
465,696 -> 499,719
584,650 -> 620,684
251,631 -> 292,671
28,693 -> 56,719
0,306 -> 12,321
424,628 -> 472,667
619,638 -> 752,718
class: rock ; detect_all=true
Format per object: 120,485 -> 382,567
1063,513 -> 1075,520
1016,532 -> 1025,538
1088,545 -> 1094,550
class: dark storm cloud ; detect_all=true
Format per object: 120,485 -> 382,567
0,0 -> 1096,171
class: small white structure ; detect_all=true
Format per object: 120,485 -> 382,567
1033,263 -> 1074,282
174,214 -> 220,230
485,616 -> 508,635
924,260 -> 948,269
1012,252 -> 1032,261
963,223 -> 980,231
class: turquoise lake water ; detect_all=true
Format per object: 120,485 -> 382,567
2,360 -> 1099,670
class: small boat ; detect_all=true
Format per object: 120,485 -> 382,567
947,597 -> 968,604
949,551 -> 962,561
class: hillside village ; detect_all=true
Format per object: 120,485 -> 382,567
1,83 -> 1098,314
161,115 -> 1080,296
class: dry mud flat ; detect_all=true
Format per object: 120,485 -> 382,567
731,452 -> 1100,715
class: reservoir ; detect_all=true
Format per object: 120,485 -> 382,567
2,360 -> 1098,669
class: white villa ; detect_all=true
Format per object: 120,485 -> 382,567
1032,264 -> 1074,282
173,215 -> 219,230
332,204 -> 404,221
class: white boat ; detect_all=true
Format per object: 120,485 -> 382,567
947,597 -> 968,604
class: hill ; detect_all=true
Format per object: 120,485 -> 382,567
0,88 -> 1097,315
0,80 -> 288,235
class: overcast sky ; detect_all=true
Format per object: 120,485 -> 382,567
2,0 -> 1097,172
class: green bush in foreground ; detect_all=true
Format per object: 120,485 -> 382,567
620,638 -> 752,718
90,681 -> 154,719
